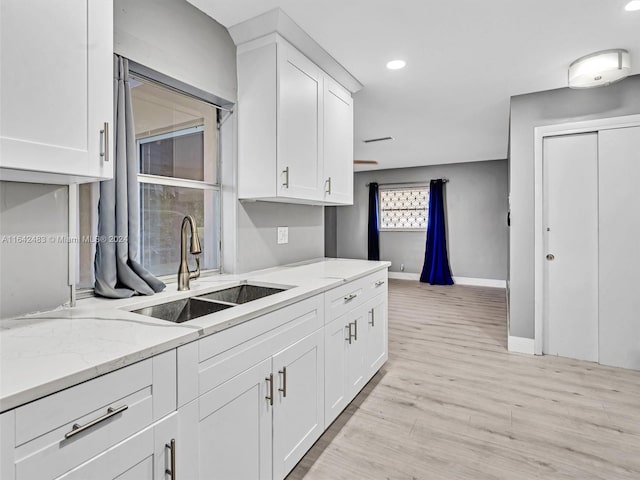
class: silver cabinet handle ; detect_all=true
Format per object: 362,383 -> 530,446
64,405 -> 128,439
345,323 -> 352,344
265,373 -> 274,406
282,167 -> 289,188
278,366 -> 287,398
165,438 -> 176,480
369,308 -> 375,326
343,293 -> 358,302
100,122 -> 109,162
325,177 -> 332,195
353,319 -> 358,341
375,280 -> 385,287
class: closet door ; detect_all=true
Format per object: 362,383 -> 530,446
542,133 -> 599,362
598,126 -> 640,370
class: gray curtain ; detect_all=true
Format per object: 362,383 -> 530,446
94,55 -> 165,298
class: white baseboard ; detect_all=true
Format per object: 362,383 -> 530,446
453,277 -> 506,288
508,336 -> 535,354
388,272 -> 420,280
388,272 -> 506,288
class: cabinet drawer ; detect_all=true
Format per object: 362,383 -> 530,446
324,278 -> 366,323
362,269 -> 388,299
6,351 -> 176,480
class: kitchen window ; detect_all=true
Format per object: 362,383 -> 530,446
379,185 -> 429,231
77,74 -> 221,289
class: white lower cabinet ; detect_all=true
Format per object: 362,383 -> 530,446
56,413 -> 177,480
324,307 -> 367,427
178,327 -> 325,480
0,351 -> 177,480
364,294 -> 389,376
272,329 -> 324,479
324,272 -> 389,429
178,358 -> 273,480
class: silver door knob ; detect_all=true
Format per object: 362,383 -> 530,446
546,254 -> 555,261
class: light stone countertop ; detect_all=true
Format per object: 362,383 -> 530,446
0,258 -> 390,412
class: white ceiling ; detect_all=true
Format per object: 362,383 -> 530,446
187,0 -> 640,171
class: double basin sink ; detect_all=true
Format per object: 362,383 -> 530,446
132,284 -> 287,324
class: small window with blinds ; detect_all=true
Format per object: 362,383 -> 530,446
379,185 -> 429,231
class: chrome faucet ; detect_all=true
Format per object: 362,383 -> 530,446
178,215 -> 202,291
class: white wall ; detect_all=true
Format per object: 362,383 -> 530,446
333,160 -> 508,280
508,74 -> 640,339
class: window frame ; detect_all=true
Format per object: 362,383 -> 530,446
378,184 -> 430,233
74,67 -> 225,298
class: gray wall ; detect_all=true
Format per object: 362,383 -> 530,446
0,183 -> 70,318
114,0 -> 237,102
335,160 -> 508,280
236,202 -> 324,273
509,74 -> 640,338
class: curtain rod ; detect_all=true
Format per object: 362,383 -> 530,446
365,179 -> 448,187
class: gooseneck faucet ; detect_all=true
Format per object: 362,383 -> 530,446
178,215 -> 202,291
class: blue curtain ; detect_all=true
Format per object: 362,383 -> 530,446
367,182 -> 380,261
420,179 -> 453,285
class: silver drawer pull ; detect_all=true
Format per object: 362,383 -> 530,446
375,280 -> 385,287
278,366 -> 287,398
343,293 -> 358,302
369,308 -> 375,326
100,122 -> 109,162
282,167 -> 290,188
166,438 -> 176,480
265,374 -> 274,406
64,405 -> 128,439
345,323 -> 352,344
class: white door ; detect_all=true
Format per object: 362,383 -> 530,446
598,126 -> 640,370
272,329 -> 324,480
0,0 -> 113,180
542,133 -> 599,362
277,42 -> 323,201
364,295 -> 388,376
323,77 -> 353,205
194,358 -> 273,480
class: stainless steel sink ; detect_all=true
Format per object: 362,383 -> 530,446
197,284 -> 285,304
132,297 -> 233,323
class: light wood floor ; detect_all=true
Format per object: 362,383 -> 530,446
287,279 -> 640,480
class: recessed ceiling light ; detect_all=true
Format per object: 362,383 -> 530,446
386,60 -> 406,70
625,1 -> 640,11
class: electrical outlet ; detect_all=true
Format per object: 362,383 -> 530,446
277,226 -> 289,244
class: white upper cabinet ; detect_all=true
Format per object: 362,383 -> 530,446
323,77 -> 354,205
0,0 -> 113,184
237,35 -> 354,205
277,43 -> 323,202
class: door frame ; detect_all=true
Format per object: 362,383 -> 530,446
533,114 -> 640,355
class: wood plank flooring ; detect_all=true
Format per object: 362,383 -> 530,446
287,279 -> 640,480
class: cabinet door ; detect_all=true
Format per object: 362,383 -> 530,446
54,413 -> 177,480
364,294 -> 388,376
277,42 -> 323,201
345,308 -> 367,400
324,313 -> 350,427
323,77 -> 354,205
0,0 -> 113,181
186,358 -> 273,480
272,329 -> 324,480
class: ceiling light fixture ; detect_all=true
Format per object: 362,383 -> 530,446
625,1 -> 640,11
386,60 -> 406,70
568,49 -> 631,88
